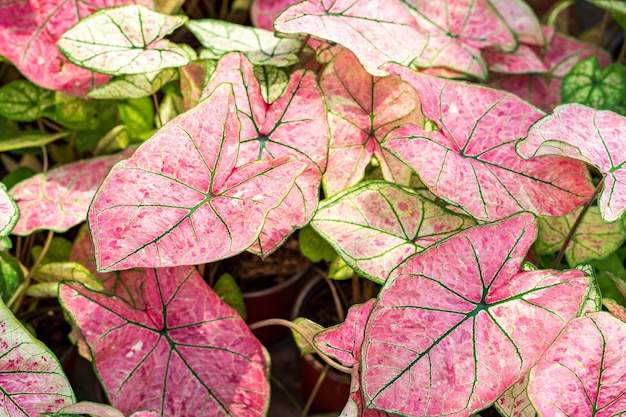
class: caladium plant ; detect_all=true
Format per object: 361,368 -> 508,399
1,0 -> 626,416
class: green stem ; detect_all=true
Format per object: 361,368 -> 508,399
248,318 -> 352,374
547,0 -> 575,28
552,176 -> 605,269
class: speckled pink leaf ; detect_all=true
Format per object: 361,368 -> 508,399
361,213 -> 591,416
251,0 -> 302,31
203,53 -> 327,256
0,299 -> 75,415
489,33 -> 612,112
89,83 -> 307,271
52,401 -> 135,417
483,45 -> 548,74
528,312 -> 626,416
311,181 -> 475,283
489,0 -> 546,46
59,265 -> 270,416
602,298 -> 626,322
0,0 -> 152,96
0,183 -> 18,237
494,373 -> 537,417
274,0 -> 427,77
518,104 -> 626,222
320,49 -> 422,196
382,65 -> 594,221
402,0 -> 517,80
10,151 -> 130,236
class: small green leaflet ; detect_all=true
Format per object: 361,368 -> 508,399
58,5 -> 195,76
561,56 -> 626,110
0,80 -> 55,121
253,65 -> 289,104
0,131 -> 69,152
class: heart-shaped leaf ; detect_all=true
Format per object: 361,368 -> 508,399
89,83 -> 307,270
518,104 -> 626,222
251,0 -> 302,31
561,56 -> 626,110
203,53 -> 327,256
0,0 -> 153,95
10,151 -> 130,235
187,19 -> 302,67
274,0 -> 428,77
58,5 -> 194,76
0,183 -> 18,237
489,0 -> 546,46
401,0 -> 517,80
88,69 -> 179,99
320,49 -> 423,196
483,45 -> 548,74
0,299 -> 75,415
361,213 -> 591,416
489,33 -> 612,112
527,312 -> 626,415
0,80 -> 55,121
311,181 -> 475,283
535,205 -> 626,267
383,65 -> 594,221
59,265 -> 270,416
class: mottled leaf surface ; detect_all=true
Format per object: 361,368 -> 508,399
494,374 -> 537,417
561,56 -> 626,110
88,69 -> 179,99
535,205 -> 625,267
89,83 -> 306,270
489,0 -> 546,46
59,5 -> 194,76
203,53 -> 327,256
10,152 -> 129,235
188,19 -> 302,67
527,312 -> 626,416
483,45 -> 548,75
0,80 -> 55,121
0,0 -> 153,95
59,266 -> 270,416
251,0 -> 301,31
0,184 -> 18,237
320,49 -> 422,196
603,298 -> 626,322
402,0 -> 517,80
361,214 -> 591,416
311,181 -> 475,283
383,65 -> 594,221
274,0 -> 427,77
0,299 -> 75,415
518,104 -> 626,222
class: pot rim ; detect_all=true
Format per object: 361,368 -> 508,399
242,261 -> 311,299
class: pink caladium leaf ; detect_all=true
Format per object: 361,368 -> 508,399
51,401 -> 156,417
250,0 -> 302,31
59,265 -> 270,416
320,49 -> 423,196
10,151 -> 131,236
0,0 -> 152,96
274,0 -> 428,77
483,45 -> 548,74
89,83 -> 307,271
489,33 -> 612,112
602,298 -> 626,323
527,312 -> 626,416
382,65 -> 594,221
311,181 -> 475,283
402,0 -> 517,80
0,299 -> 75,415
518,104 -> 626,222
203,53 -> 328,256
0,183 -> 18,237
361,213 -> 592,416
489,0 -> 546,46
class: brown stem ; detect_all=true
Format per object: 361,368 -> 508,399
152,93 -> 163,128
618,39 -> 626,64
270,374 -> 303,414
598,10 -> 611,46
301,363 -> 329,417
249,318 -> 352,374
552,176 -> 605,269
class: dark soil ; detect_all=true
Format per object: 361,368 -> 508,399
209,237 -> 310,293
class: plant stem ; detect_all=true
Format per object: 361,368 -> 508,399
552,176 -> 605,269
314,266 -> 345,322
270,374 -> 303,414
152,93 -> 163,128
9,230 -> 54,312
546,0 -> 575,28
597,10 -> 611,46
301,363 -> 329,417
249,318 -> 352,374
618,39 -> 626,64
